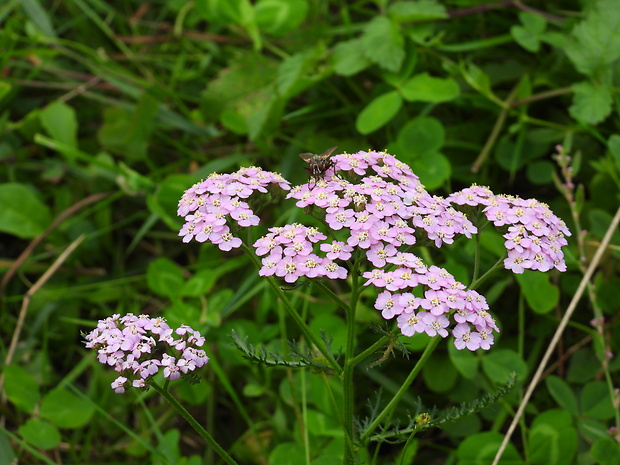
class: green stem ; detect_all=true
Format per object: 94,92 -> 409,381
469,254 -> 506,290
359,335 -> 441,444
241,244 -> 342,373
149,381 -> 239,465
349,335 -> 393,367
342,255 -> 361,464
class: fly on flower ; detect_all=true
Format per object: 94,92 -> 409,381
299,146 -> 337,185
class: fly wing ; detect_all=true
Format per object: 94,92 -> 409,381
319,146 -> 337,159
299,152 -> 315,162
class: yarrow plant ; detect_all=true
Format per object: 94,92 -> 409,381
173,149 -> 571,463
86,149 -> 571,465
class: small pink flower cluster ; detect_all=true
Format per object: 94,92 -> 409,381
254,223 -> 349,282
448,185 -> 571,273
370,263 -> 498,351
177,167 -> 290,250
84,314 -> 208,393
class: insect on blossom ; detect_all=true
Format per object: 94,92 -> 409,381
299,146 -> 338,185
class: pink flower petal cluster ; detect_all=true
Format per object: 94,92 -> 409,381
254,223 -> 348,282
84,314 -> 208,393
177,167 -> 290,250
448,185 -> 571,273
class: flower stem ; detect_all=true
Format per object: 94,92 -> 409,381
149,381 -> 239,465
358,335 -> 441,444
241,243 -> 342,373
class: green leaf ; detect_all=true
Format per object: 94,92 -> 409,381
196,0 -> 252,25
332,39 -> 371,77
180,270 -> 218,297
591,438 -> 620,465
569,81 -> 612,125
515,271 -> 559,313
388,0 -> 447,22
581,381 -> 615,420
356,91 -> 402,134
4,365 -> 40,414
0,82 -> 12,103
528,410 -> 577,465
465,63 -> 492,96
482,349 -> 527,383
577,418 -> 610,442
608,134 -> 620,170
511,12 -> 546,52
0,430 -> 17,465
255,0 -> 308,36
40,101 -> 78,149
448,342 -> 479,380
0,183 -> 52,239
147,173 -> 196,231
361,16 -> 405,72
19,419 -> 60,450
456,431 -> 522,465
306,409 -> 342,437
396,116 -> 444,155
423,354 -> 458,392
411,151 -> 451,190
146,257 -> 185,299
97,93 -> 158,159
20,0 -> 57,37
268,442 -> 306,465
40,388 -> 95,429
563,0 -> 620,76
545,376 -> 579,416
401,72 -> 460,102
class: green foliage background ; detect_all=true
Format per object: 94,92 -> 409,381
1,0 -> 619,464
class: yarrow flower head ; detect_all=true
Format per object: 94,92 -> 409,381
84,314 -> 208,393
178,150 -> 571,352
177,167 -> 290,250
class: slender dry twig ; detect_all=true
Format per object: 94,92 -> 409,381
0,192 -> 110,296
491,205 -> 620,465
1,234 -> 85,417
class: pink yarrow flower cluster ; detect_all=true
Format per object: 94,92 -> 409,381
177,167 -> 290,250
448,185 -> 571,273
84,314 -> 208,393
178,150 -> 571,351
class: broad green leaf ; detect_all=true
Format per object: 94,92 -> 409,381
180,270 -> 218,297
268,442 -> 306,465
577,418 -> 610,442
591,438 -> 620,465
40,388 -> 94,429
423,353 -> 458,392
465,63 -> 492,96
396,116 -> 445,155
448,342 -> 479,380
526,160 -> 554,185
456,431 -> 522,465
515,271 -> 559,314
563,0 -> 620,76
19,419 -> 60,450
4,365 -> 40,414
255,0 -> 308,35
545,375 -> 579,416
40,101 -> 77,149
20,0 -> 57,37
196,0 -> 252,25
0,183 -> 52,239
411,151 -> 451,189
0,429 -> 16,465
569,81 -> 612,125
146,257 -> 185,298
356,91 -> 402,134
306,409 -> 342,437
388,0 -> 447,22
482,349 -> 527,383
608,134 -> 620,170
581,381 -> 615,420
310,313 -> 347,353
332,39 -> 371,77
97,92 -> 158,159
511,12 -> 546,52
361,16 -> 405,72
401,73 -> 460,102
276,45 -> 325,98
528,410 -> 577,465
164,301 -> 204,329
147,173 -> 196,231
